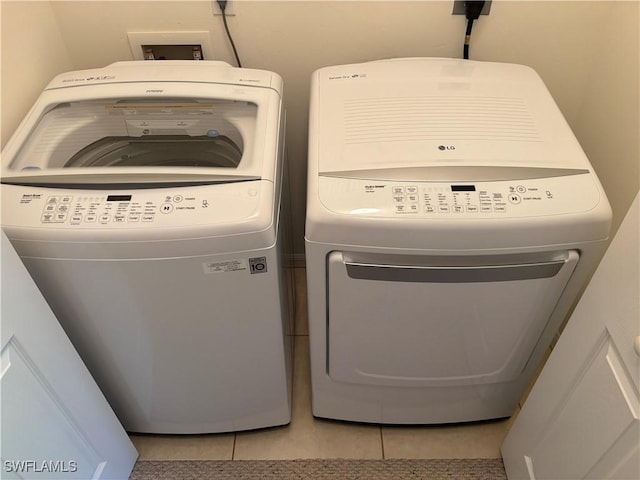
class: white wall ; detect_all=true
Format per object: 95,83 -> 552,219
1,1 -> 638,255
0,0 -> 73,147
570,1 -> 640,232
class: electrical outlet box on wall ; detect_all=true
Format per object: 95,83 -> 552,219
452,1 -> 492,15
212,0 -> 236,16
128,31 -> 214,60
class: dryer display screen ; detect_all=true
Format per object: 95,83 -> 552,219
451,185 -> 476,192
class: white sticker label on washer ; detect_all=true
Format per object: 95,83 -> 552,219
202,259 -> 248,274
249,256 -> 268,274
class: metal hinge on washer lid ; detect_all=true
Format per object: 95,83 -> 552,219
0,173 -> 261,189
320,166 -> 590,182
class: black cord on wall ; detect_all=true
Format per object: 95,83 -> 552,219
217,1 -> 242,68
463,1 -> 486,60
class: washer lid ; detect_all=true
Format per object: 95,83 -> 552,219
2,62 -> 283,189
3,97 -> 267,188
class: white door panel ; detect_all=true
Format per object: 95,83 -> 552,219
522,335 -> 638,479
501,194 -> 640,480
1,232 -> 137,479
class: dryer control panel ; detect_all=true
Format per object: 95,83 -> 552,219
318,172 -> 602,218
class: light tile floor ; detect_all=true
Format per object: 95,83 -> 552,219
130,268 -> 524,460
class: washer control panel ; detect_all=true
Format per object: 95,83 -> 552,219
318,173 -> 602,218
4,183 -> 265,228
39,193 -> 206,225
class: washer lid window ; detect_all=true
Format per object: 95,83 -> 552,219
64,134 -> 241,169
3,97 -> 263,189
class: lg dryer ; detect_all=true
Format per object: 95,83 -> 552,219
1,61 -> 293,434
305,58 -> 611,424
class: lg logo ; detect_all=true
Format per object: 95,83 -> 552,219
438,145 -> 456,151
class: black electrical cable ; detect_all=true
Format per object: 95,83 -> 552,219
463,18 -> 475,60
217,1 -> 242,68
463,1 -> 485,60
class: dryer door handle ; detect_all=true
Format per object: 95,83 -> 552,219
344,260 -> 567,283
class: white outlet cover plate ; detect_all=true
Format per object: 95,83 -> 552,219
128,31 -> 214,61
212,0 -> 236,16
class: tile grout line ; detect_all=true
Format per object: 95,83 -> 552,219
231,433 -> 237,460
380,426 -> 386,459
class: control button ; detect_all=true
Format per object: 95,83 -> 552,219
409,204 -> 419,212
395,204 -> 406,212
61,195 -> 73,203
70,215 -> 82,225
481,204 -> 493,212
85,214 -> 97,223
393,195 -> 405,203
160,203 -> 174,214
467,205 -> 479,213
142,215 -> 155,222
508,194 -> 521,204
425,206 -> 435,213
41,213 -> 54,223
128,214 -> 141,222
516,185 -> 527,193
407,194 -> 419,203
495,205 -> 507,212
453,205 -> 464,213
44,204 -> 56,212
55,213 -> 67,222
392,186 -> 405,194
47,196 -> 59,205
438,205 -> 450,213
57,204 -> 69,213
173,195 -> 183,203
114,215 -> 126,223
406,186 -> 418,194
99,214 -> 110,223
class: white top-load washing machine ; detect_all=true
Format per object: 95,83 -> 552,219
305,58 -> 612,424
1,61 -> 293,434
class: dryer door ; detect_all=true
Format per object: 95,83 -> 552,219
327,250 -> 579,387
